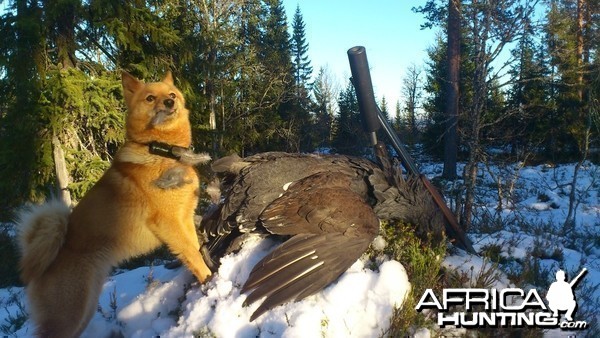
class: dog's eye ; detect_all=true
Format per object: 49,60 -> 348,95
146,95 -> 156,102
169,93 -> 177,99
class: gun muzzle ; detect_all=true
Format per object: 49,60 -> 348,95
347,46 -> 381,137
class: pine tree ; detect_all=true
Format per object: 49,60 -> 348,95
462,0 -> 538,229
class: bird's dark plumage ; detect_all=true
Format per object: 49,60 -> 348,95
200,151 -> 445,321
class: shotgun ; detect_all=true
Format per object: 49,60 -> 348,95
569,268 -> 587,288
347,46 -> 476,254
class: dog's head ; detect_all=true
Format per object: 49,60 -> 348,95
122,71 -> 192,146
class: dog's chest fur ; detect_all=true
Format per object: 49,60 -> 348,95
113,143 -> 200,206
65,142 -> 199,260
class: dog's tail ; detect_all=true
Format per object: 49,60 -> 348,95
16,200 -> 71,284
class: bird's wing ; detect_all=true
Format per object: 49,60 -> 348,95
241,172 -> 379,321
201,153 -> 372,267
242,233 -> 374,321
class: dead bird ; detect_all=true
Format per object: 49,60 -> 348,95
200,149 -> 446,321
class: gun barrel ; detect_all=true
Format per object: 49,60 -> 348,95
347,46 -> 381,134
346,45 -> 475,254
377,108 -> 420,176
347,46 -> 418,174
569,268 -> 588,287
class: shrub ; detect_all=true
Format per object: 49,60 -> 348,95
370,221 -> 446,336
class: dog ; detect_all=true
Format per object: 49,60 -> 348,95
17,71 -> 212,338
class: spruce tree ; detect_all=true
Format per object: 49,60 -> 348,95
261,1 -> 315,152
86,0 -> 182,77
0,0 -> 46,218
258,0 -> 296,151
222,0 -> 290,155
380,96 -> 390,123
313,67 -> 337,150
289,5 -> 314,151
333,82 -> 368,155
502,17 -> 550,156
394,101 -> 403,132
545,0 -> 598,159
290,5 -> 313,96
421,36 -> 451,158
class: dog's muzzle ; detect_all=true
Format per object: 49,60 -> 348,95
151,108 -> 177,126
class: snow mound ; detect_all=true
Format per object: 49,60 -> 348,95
63,235 -> 410,337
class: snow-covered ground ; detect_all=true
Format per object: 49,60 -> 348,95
1,160 -> 599,337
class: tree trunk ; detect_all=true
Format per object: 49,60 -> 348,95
576,0 -> 585,101
52,1 -> 76,205
576,0 -> 585,104
564,0 -> 590,232
52,135 -> 72,206
443,0 -> 461,179
461,0 -> 488,231
462,150 -> 479,231
56,2 -> 77,69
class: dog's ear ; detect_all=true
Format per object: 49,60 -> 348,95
162,71 -> 174,86
121,71 -> 143,108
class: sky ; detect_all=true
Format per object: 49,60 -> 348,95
281,0 -> 439,110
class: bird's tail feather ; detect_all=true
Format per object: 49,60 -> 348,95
16,200 -> 71,283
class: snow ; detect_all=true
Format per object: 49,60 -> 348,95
1,160 -> 599,337
4,235 -> 410,338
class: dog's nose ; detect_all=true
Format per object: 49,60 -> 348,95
164,98 -> 174,109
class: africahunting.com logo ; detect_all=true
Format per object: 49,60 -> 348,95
415,268 -> 588,330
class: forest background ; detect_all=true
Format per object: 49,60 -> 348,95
0,0 -> 598,270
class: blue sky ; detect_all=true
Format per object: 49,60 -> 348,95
282,0 -> 440,109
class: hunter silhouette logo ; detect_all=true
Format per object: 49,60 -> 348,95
546,268 -> 587,322
415,267 -> 589,330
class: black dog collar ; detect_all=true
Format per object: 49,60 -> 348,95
148,141 -> 193,161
